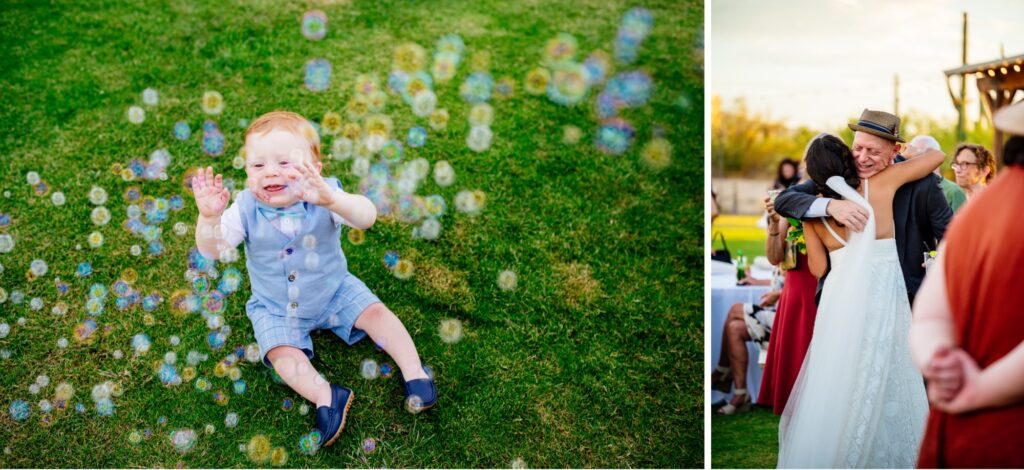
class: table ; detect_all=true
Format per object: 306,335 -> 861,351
711,284 -> 771,405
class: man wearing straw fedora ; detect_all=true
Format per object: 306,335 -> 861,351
774,109 -> 953,304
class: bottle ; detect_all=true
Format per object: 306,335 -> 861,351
736,249 -> 746,282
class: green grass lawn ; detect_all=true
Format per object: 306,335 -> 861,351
711,406 -> 779,469
0,0 -> 703,467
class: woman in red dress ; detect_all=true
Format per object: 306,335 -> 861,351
756,215 -> 818,414
910,128 -> 1024,468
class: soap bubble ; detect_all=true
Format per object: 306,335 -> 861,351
525,68 -> 551,95
51,191 -> 65,206
201,91 -> 224,115
29,259 -> 47,276
9,400 -> 30,421
247,434 -> 272,463
86,187 -> 109,207
466,125 -> 492,152
301,10 -> 328,41
468,103 -> 494,127
0,235 -> 12,253
438,318 -> 463,344
511,457 -> 527,469
96,398 -> 115,416
433,161 -> 455,187
128,430 -> 143,445
140,88 -> 159,106
348,228 -> 365,245
170,429 -> 197,453
393,259 -> 414,280
414,218 -> 441,240
498,270 -> 518,291
127,106 -> 145,124
87,231 -> 104,248
132,333 -> 152,355
204,424 -> 215,435
26,171 -> 40,185
362,437 -> 377,454
54,383 -> 74,401
640,137 -> 673,171
595,118 -> 635,155
562,125 -> 583,145
271,447 -> 288,466
225,411 -> 239,428
428,108 -> 449,130
405,394 -> 424,414
36,375 -> 49,388
304,59 -> 332,92
361,358 -> 379,379
411,90 -> 437,117
407,126 -> 427,148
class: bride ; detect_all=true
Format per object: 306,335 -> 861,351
777,134 -> 942,468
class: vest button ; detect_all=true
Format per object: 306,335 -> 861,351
289,302 -> 298,309
286,248 -> 293,255
288,274 -> 296,282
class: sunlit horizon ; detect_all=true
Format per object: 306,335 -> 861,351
711,0 -> 1024,131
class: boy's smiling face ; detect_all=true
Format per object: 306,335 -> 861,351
244,129 -> 322,207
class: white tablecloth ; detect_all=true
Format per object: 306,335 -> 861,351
711,285 -> 771,405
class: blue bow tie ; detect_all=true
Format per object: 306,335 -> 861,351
257,202 -> 307,221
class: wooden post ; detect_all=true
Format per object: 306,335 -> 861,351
894,74 -> 900,118
958,12 -> 968,142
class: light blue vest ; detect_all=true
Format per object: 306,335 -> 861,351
238,178 -> 347,319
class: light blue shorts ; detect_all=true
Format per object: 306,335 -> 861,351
246,273 -> 381,368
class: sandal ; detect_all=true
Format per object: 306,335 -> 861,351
717,388 -> 752,415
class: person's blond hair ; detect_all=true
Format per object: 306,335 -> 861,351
244,110 -> 321,161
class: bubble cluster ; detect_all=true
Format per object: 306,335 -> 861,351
298,431 -> 322,455
614,7 -> 653,64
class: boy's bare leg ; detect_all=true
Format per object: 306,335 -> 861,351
266,345 -> 333,407
354,303 -> 429,381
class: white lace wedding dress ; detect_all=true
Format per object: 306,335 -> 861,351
777,177 -> 928,468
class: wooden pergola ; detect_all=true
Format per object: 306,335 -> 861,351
945,53 -> 1024,162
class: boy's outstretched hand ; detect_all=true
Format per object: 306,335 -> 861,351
289,160 -> 336,207
192,166 -> 230,217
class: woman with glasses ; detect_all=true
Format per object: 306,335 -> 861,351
951,143 -> 996,202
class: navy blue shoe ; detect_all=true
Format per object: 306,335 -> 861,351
402,367 -> 437,413
315,384 -> 354,448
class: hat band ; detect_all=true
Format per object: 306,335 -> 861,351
857,119 -> 896,136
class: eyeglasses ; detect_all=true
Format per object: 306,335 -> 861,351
951,161 -> 979,170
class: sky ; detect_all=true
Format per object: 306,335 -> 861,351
711,0 -> 1024,130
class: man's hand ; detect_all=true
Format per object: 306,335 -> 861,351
759,290 -> 782,308
826,199 -> 869,232
289,160 -> 336,206
192,166 -> 229,217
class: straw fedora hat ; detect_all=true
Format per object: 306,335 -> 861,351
994,101 -> 1024,136
848,109 -> 906,143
